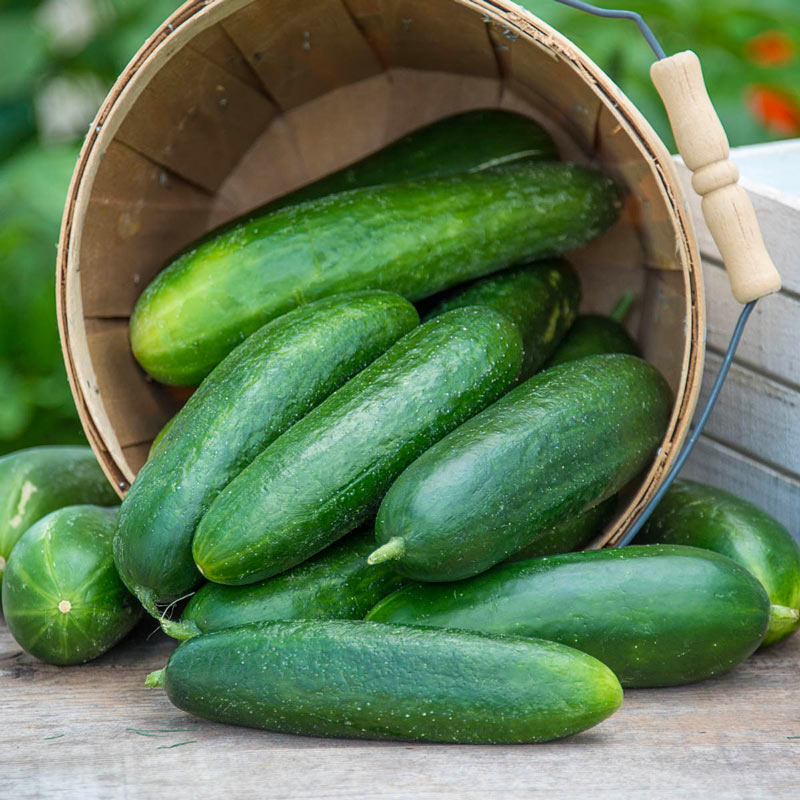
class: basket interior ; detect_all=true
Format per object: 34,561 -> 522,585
60,0 -> 703,545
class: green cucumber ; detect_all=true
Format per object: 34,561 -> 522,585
638,479 -> 800,646
367,544 -> 771,687
506,495 -> 618,560
2,505 -> 142,665
132,161 -> 620,385
544,293 -> 639,368
145,619 -> 622,743
423,260 -> 581,379
0,446 -> 117,583
230,109 -> 558,221
370,353 -> 672,581
166,529 -> 407,640
114,292 -> 418,612
192,307 -> 523,585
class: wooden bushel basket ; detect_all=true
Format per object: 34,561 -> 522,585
56,0 -> 707,550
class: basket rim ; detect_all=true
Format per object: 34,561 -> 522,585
56,0 -> 706,546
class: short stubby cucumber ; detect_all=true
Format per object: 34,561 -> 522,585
424,260 -> 581,379
114,292 -> 418,612
166,529 -> 407,640
131,161 -> 620,384
0,446 -> 117,583
370,353 -> 672,581
145,619 -> 623,743
506,496 -> 618,561
366,545 -> 771,687
638,479 -> 800,646
192,307 -> 523,585
2,505 -> 142,665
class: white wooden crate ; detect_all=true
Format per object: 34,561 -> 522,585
675,140 -> 800,539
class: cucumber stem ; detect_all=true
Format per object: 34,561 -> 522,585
367,537 -> 406,565
766,604 -> 800,644
134,586 -> 162,620
610,291 -> 636,324
160,617 -> 202,641
145,669 -> 166,688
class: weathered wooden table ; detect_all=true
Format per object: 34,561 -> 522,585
2,616 -> 798,800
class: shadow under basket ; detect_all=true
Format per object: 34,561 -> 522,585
57,0 -> 705,549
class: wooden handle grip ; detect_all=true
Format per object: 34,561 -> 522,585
651,51 -> 782,303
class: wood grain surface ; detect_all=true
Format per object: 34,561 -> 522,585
2,616 -> 798,799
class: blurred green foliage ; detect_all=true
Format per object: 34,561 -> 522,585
520,0 -> 800,149
0,0 -> 179,455
0,0 -> 798,454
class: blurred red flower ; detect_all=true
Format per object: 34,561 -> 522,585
745,30 -> 796,67
746,85 -> 800,136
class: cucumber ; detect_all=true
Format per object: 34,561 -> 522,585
132,162 -> 620,385
423,260 -> 581,379
145,619 -> 623,743
638,479 -> 800,646
370,353 -> 672,581
192,307 -> 523,585
2,505 -> 142,665
114,292 -> 418,612
366,545 -> 771,687
543,292 -> 639,368
506,495 -> 618,561
227,109 -> 558,222
0,446 -> 117,583
166,529 -> 407,640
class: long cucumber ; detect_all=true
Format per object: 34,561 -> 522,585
366,545 -> 771,687
146,620 -> 623,743
131,162 -> 620,384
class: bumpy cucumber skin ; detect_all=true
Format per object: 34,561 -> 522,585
375,353 -> 672,582
367,545 -> 770,688
155,620 -> 623,743
148,416 -> 174,459
176,530 -> 407,638
506,496 -> 617,561
114,292 -> 418,609
424,260 -> 581,379
131,162 -> 620,385
544,314 -> 639,368
2,505 -> 142,665
638,479 -> 800,646
192,307 -> 523,586
0,446 -> 117,582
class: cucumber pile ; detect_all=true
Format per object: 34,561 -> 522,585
2,110 -> 798,745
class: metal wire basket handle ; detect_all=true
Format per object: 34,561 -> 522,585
549,0 -> 783,543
